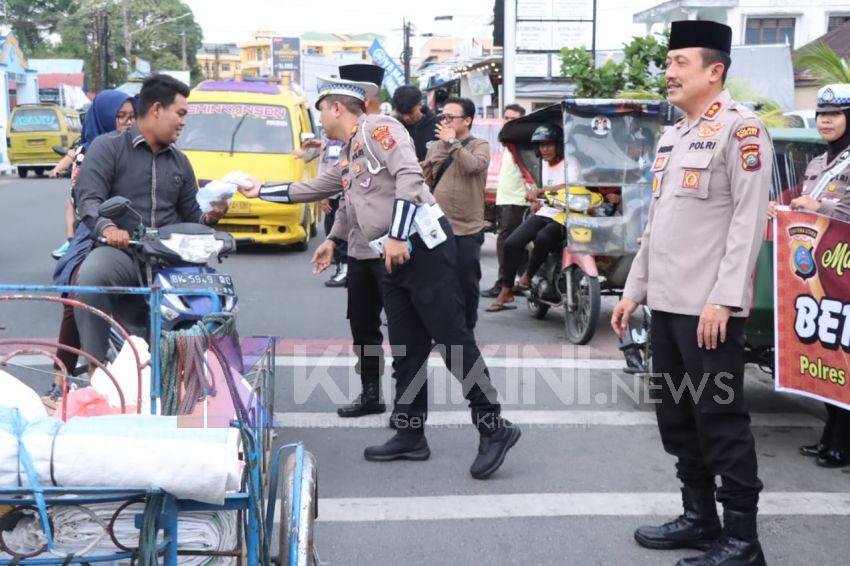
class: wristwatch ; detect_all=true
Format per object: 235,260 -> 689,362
447,137 -> 458,145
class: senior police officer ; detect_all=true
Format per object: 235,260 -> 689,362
240,75 -> 520,479
611,21 -> 770,566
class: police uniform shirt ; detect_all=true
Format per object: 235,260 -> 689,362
263,113 -> 435,259
800,151 -> 850,222
623,89 -> 772,317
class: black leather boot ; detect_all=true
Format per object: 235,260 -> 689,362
363,431 -> 430,462
337,382 -> 386,417
469,418 -> 521,479
622,345 -> 647,374
634,486 -> 721,550
676,509 -> 766,566
816,448 -> 850,468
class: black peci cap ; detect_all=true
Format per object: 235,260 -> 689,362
668,20 -> 732,54
338,64 -> 385,88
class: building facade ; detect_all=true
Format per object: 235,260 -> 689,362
634,0 -> 850,50
197,43 -> 241,81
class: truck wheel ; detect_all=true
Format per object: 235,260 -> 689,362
17,167 -> 28,178
33,167 -> 45,177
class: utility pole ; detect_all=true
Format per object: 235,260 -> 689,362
401,19 -> 412,84
122,0 -> 131,71
503,0 -> 516,106
181,29 -> 187,70
213,45 -> 221,80
102,11 -> 111,88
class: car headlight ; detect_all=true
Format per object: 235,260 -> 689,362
161,234 -> 224,264
568,194 -> 592,213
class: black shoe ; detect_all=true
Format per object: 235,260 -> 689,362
388,412 -> 399,429
469,419 -> 521,479
337,383 -> 386,417
816,448 -> 850,468
622,346 -> 647,375
634,486 -> 721,551
676,509 -> 765,566
364,432 -> 430,461
480,284 -> 501,298
799,442 -> 828,458
325,263 -> 348,287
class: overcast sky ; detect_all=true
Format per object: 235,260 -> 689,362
183,0 -> 659,56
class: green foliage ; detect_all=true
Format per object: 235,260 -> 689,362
726,79 -> 789,128
4,0 -> 203,88
560,32 -> 668,98
795,41 -> 850,85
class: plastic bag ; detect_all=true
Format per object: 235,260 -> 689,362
55,387 -> 116,419
196,180 -> 236,213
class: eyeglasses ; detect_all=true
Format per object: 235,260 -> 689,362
116,112 -> 136,123
441,114 -> 466,122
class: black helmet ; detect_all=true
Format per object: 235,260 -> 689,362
531,123 -> 562,143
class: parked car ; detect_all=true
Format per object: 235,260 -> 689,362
783,110 -> 816,129
7,103 -> 81,178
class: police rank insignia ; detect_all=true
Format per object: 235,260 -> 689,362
652,155 -> 668,171
352,140 -> 361,153
371,125 -> 396,151
354,163 -> 363,175
703,102 -> 722,119
682,170 -> 700,189
733,126 -> 760,141
740,144 -> 761,171
697,123 -> 724,138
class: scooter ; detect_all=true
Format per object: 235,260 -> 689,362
96,196 -> 238,351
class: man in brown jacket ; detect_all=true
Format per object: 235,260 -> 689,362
611,20 -> 769,566
422,96 -> 490,330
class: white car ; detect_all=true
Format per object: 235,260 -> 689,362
783,110 -> 816,128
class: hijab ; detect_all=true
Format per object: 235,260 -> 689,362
81,89 -> 136,149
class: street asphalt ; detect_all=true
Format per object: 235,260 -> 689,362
1,176 -> 847,565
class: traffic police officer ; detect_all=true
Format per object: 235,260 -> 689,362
612,20 -> 770,566
241,75 -> 521,479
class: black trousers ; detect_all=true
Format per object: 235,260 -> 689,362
495,204 -> 528,287
502,215 -> 564,287
819,403 -> 850,452
346,258 -> 385,390
382,217 -> 500,433
324,197 -> 347,262
650,311 -> 763,512
454,230 -> 484,330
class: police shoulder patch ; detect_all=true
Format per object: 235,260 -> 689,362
733,125 -> 760,141
371,125 -> 396,151
740,144 -> 761,172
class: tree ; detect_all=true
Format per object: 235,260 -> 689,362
795,41 -> 850,85
560,32 -> 667,98
5,0 -> 203,88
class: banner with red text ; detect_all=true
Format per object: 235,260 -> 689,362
775,209 -> 850,410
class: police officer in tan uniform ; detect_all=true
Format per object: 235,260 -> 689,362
611,21 -> 769,566
772,84 -> 850,470
241,75 -> 520,479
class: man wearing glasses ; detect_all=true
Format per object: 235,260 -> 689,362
421,97 -> 490,330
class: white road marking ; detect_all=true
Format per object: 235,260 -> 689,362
273,410 -> 822,428
273,492 -> 850,523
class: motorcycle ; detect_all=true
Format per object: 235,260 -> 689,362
96,196 -> 238,350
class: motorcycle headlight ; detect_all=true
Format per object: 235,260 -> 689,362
161,234 -> 223,264
568,194 -> 592,213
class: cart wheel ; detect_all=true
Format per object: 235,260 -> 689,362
563,266 -> 600,345
279,449 -> 318,566
526,288 -> 550,319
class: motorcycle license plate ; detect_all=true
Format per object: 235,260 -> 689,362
168,273 -> 235,296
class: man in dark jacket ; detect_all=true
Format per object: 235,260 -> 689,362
392,85 -> 439,161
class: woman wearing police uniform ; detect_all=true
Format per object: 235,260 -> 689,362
240,75 -> 520,479
770,83 -> 850,469
612,20 -> 770,566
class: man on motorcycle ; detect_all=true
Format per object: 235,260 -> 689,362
74,74 -> 228,364
487,124 -> 576,312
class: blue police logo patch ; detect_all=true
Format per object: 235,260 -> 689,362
793,245 -> 816,279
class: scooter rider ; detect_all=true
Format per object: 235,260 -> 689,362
239,75 -> 521,478
74,74 -> 228,365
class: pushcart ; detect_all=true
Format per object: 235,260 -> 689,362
0,283 -> 317,565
